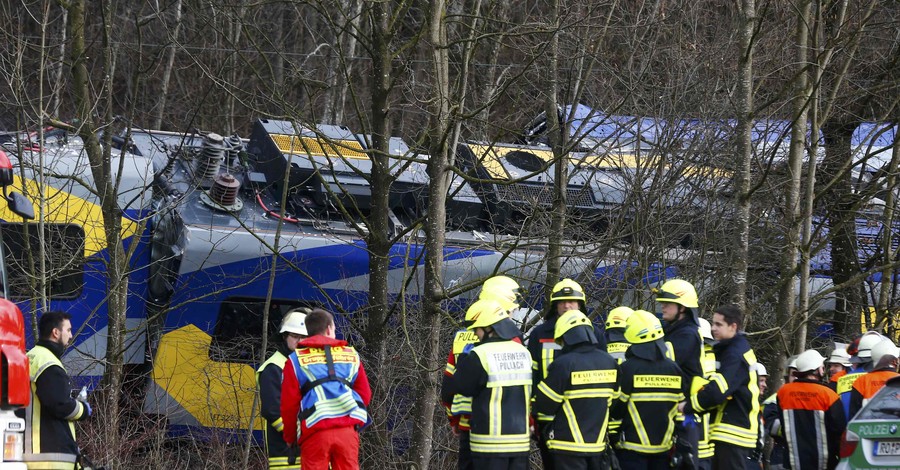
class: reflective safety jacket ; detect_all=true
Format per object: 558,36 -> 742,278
281,335 -> 372,445
685,334 -> 760,449
528,315 -> 606,393
837,365 -> 866,420
257,350 -> 300,469
610,342 -> 684,454
604,330 -> 630,440
664,317 -> 704,428
776,378 -> 846,470
534,343 -> 619,454
763,394 -> 788,469
827,369 -> 846,391
453,336 -> 532,456
697,343 -> 716,460
24,341 -> 89,469
440,329 -> 479,432
849,369 -> 899,419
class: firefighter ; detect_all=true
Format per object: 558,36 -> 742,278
281,308 -> 372,470
256,309 -> 308,469
848,337 -> 900,418
776,349 -> 845,470
441,276 -> 523,470
24,311 -> 92,469
656,279 -> 704,468
837,331 -> 882,419
764,356 -> 797,470
452,299 -> 531,470
680,304 -> 759,470
697,317 -> 716,470
528,279 -> 605,469
603,306 -> 633,446
826,343 -> 851,390
745,363 -> 768,470
611,310 -> 684,470
534,310 -> 619,470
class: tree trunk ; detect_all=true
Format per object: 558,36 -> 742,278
154,0 -> 183,130
732,0 -> 755,315
544,0 -> 566,298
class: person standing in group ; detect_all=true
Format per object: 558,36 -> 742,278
528,279 -> 604,469
281,309 -> 371,470
656,279 -> 705,468
452,299 -> 531,470
826,343 -> 852,391
764,356 -> 797,470
257,309 -> 308,469
837,331 -> 882,419
680,304 -> 759,470
23,311 -> 93,469
603,305 -> 633,446
611,310 -> 684,470
534,310 -> 619,470
441,276 -> 524,470
849,338 -> 900,418
745,363 -> 768,470
697,317 -> 716,470
776,349 -> 846,470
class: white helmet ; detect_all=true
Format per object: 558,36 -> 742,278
795,349 -> 826,374
753,362 -> 768,377
828,343 -> 852,367
786,355 -> 799,370
698,318 -> 713,342
857,331 -> 884,360
280,310 -> 308,335
871,338 -> 900,367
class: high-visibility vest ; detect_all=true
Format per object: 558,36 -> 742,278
256,351 -> 300,469
469,340 -> 532,454
288,345 -> 368,431
444,329 -> 477,429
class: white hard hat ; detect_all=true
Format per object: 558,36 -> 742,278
827,343 -> 852,367
857,331 -> 884,359
786,355 -> 799,370
753,362 -> 768,377
871,338 -> 900,366
795,349 -> 826,374
698,318 -> 713,341
280,310 -> 308,335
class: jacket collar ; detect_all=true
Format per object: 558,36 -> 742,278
297,335 -> 348,349
37,339 -> 65,358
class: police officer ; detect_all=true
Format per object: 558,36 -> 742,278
681,304 -> 759,470
441,276 -> 523,470
529,279 -> 605,469
849,338 -> 900,418
534,310 -> 618,470
656,279 -> 704,468
24,311 -> 92,469
603,306 -> 633,446
776,349 -> 845,470
453,300 -> 531,470
611,310 -> 684,470
257,309 -> 308,469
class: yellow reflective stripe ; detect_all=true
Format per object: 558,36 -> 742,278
445,363 -> 456,374
272,417 -> 284,432
627,401 -> 651,446
548,440 -> 606,452
538,381 -> 564,403
630,393 -> 682,402
564,389 -> 615,399
537,413 -> 555,422
490,387 -> 502,436
562,400 -> 583,444
450,395 -> 472,415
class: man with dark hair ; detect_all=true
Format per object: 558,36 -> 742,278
24,311 -> 92,468
681,304 -> 760,470
281,308 -> 371,470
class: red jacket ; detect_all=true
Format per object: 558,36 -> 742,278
281,335 -> 372,444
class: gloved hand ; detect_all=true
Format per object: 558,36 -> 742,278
84,402 -> 92,417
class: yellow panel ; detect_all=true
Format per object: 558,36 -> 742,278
270,134 -> 368,160
151,324 -> 264,430
0,176 -> 139,257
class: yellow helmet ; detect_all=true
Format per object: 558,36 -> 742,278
655,279 -> 699,309
550,279 -> 586,303
479,276 -> 523,312
466,299 -> 510,330
624,310 -> 665,344
555,310 -> 591,339
605,306 -> 634,330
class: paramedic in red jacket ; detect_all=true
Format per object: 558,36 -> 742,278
281,308 -> 372,470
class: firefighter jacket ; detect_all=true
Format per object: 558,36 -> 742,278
837,364 -> 866,420
697,342 -> 716,460
763,394 -> 789,469
684,333 -> 760,449
440,329 -> 478,432
281,335 -> 372,446
528,315 -> 606,393
849,368 -> 899,418
776,378 -> 846,470
453,336 -> 532,456
24,340 -> 89,469
604,329 -> 629,440
256,349 -> 300,469
533,343 -> 619,454
610,341 -> 684,454
664,316 -> 704,428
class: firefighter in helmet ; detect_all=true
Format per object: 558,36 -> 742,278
452,299 -> 531,469
534,310 -> 619,469
611,310 -> 684,470
604,305 -> 634,446
257,309 -> 308,469
528,279 -> 605,469
441,276 -> 523,470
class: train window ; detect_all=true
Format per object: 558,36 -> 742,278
1,223 -> 85,299
208,297 -> 311,363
